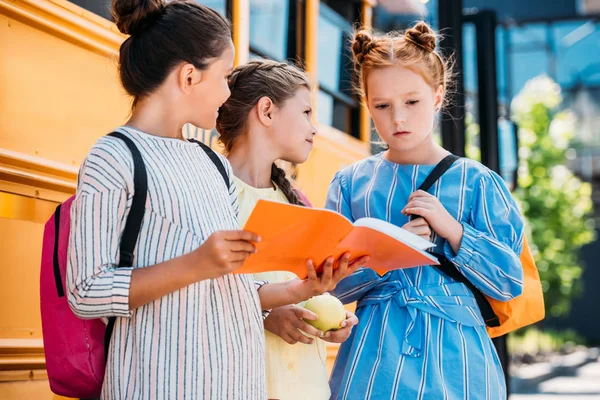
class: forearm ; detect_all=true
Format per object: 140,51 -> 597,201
258,281 -> 303,310
129,253 -> 202,310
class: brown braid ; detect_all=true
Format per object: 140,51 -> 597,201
271,164 -> 303,206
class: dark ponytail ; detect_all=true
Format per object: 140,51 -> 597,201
112,0 -> 231,108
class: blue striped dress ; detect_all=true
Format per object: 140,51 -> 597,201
325,152 -> 524,400
66,127 -> 266,399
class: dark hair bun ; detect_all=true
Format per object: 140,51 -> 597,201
112,0 -> 165,35
352,30 -> 376,65
405,21 -> 437,53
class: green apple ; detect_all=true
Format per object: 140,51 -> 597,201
303,294 -> 346,332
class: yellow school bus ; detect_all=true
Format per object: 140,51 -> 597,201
0,0 -> 376,397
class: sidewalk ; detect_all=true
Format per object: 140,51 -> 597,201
511,354 -> 600,399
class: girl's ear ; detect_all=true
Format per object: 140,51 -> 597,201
433,84 -> 444,112
256,96 -> 275,127
178,63 -> 203,93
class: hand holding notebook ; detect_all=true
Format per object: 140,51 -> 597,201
236,199 -> 439,278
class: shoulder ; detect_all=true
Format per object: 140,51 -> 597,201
77,130 -> 136,195
450,157 -> 507,189
333,154 -> 383,187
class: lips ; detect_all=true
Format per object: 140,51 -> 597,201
393,131 -> 411,136
306,139 -> 314,144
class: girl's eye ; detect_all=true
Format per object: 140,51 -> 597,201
407,100 -> 420,106
375,104 -> 389,110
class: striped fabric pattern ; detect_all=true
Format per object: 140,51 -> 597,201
66,127 -> 266,400
325,153 -> 524,400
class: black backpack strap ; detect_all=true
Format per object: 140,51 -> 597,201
434,255 -> 501,327
417,154 -> 461,192
188,138 -> 230,189
53,204 -> 65,298
107,132 -> 148,267
104,131 -> 149,360
415,154 -> 501,328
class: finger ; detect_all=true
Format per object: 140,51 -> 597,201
333,252 -> 350,281
229,241 -> 257,253
292,318 -> 323,337
322,326 -> 353,343
406,200 -> 435,210
281,333 -> 299,345
292,306 -> 318,321
228,258 -> 250,270
403,201 -> 429,215
289,329 -> 314,345
222,230 -> 262,243
403,207 -> 430,218
319,257 -> 334,287
305,259 -> 318,282
341,311 -> 359,328
406,217 -> 429,227
348,256 -> 370,270
409,190 -> 433,201
409,225 -> 431,236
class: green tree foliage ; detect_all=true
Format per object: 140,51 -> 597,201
511,76 -> 595,317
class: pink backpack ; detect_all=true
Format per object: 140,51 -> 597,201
40,132 -> 148,398
40,132 -> 230,397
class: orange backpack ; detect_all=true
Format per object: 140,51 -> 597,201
485,234 -> 545,337
420,155 -> 545,337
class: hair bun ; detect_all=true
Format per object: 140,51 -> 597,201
405,21 -> 437,53
352,30 -> 376,65
112,0 -> 166,35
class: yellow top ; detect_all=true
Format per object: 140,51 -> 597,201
234,176 -> 330,400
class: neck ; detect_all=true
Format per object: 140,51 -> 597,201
384,135 -> 449,165
227,128 -> 277,189
125,93 -> 185,140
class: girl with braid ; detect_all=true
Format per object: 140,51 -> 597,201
216,59 -> 367,400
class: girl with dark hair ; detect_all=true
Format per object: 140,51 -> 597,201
67,2 -> 337,398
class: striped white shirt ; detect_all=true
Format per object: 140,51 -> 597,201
66,127 -> 266,399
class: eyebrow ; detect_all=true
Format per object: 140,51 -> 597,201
371,91 -> 420,102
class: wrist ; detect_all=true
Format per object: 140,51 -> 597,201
286,280 -> 308,304
444,220 -> 464,250
180,251 -> 208,283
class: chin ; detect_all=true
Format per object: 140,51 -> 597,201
386,141 -> 421,154
291,151 -> 311,164
193,119 -> 216,131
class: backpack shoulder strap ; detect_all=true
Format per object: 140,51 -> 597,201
435,257 -> 501,327
415,154 -> 501,328
188,138 -> 230,189
104,131 -> 148,359
107,131 -> 148,267
418,154 -> 460,192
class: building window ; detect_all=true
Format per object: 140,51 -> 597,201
373,0 -> 438,32
67,0 -> 228,21
249,0 -> 302,61
196,0 -> 228,16
317,3 -> 359,138
249,0 -> 290,60
68,0 -> 112,20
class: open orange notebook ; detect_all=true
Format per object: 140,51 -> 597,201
236,199 -> 439,279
